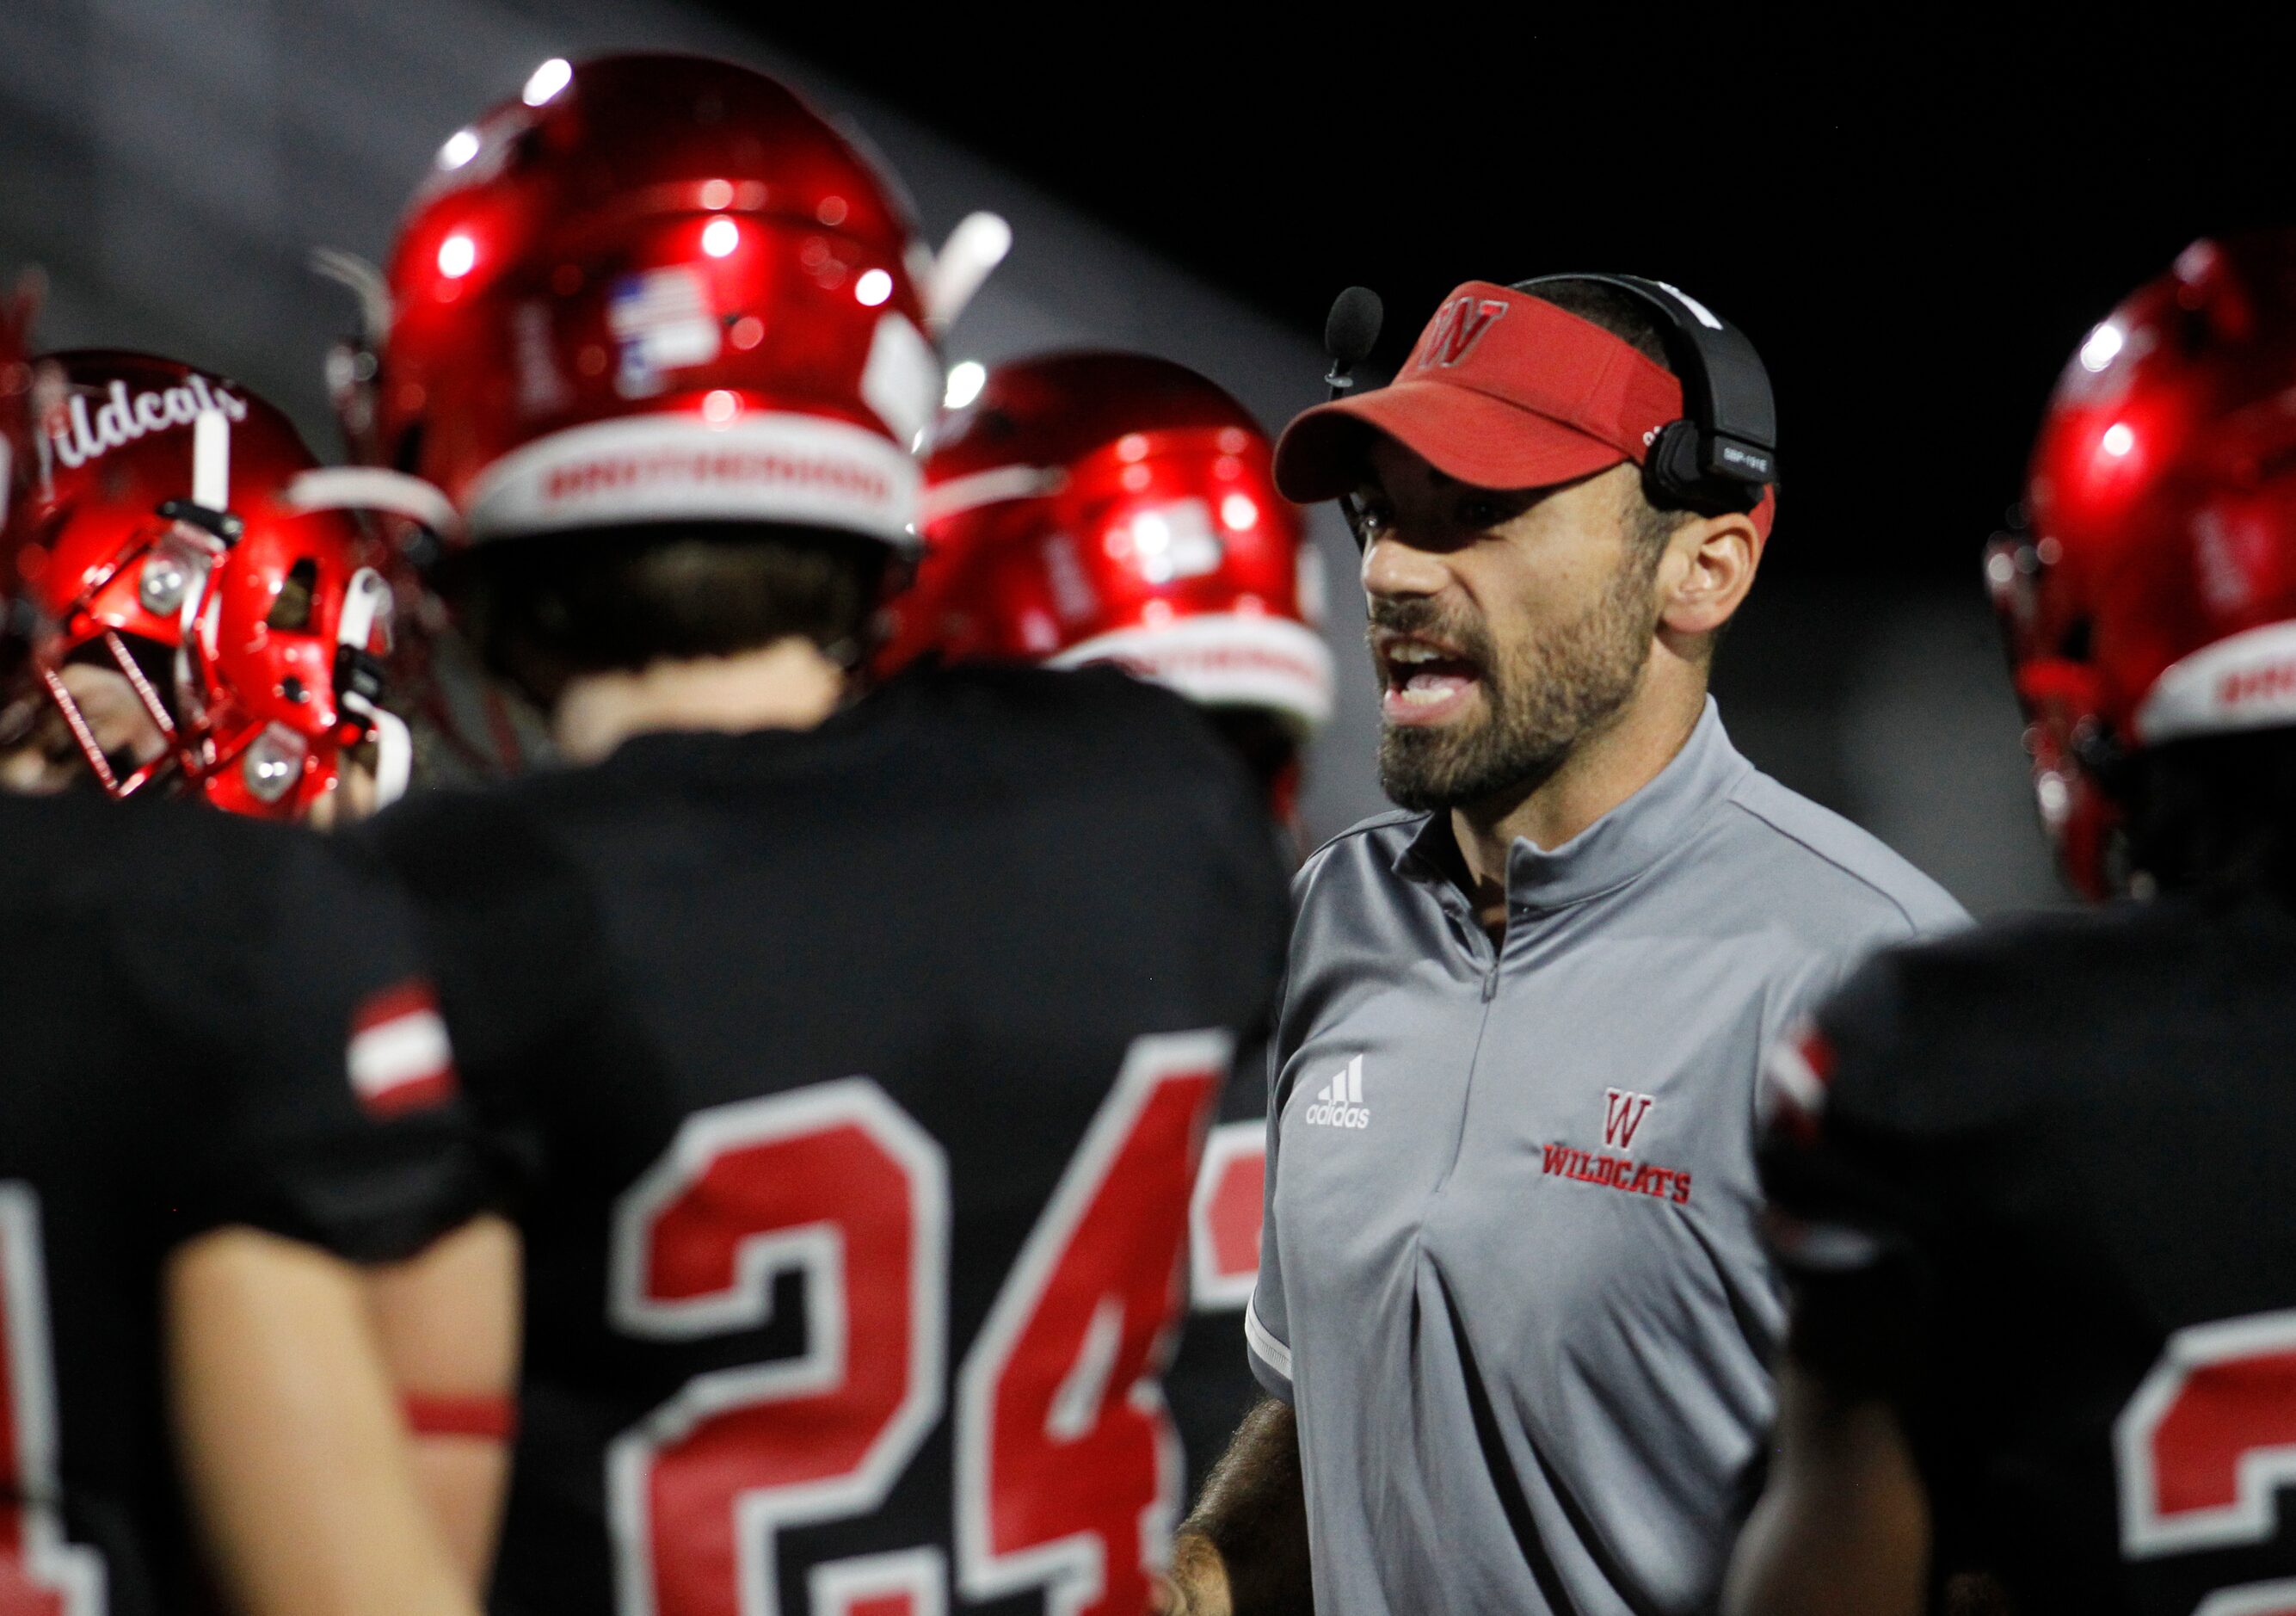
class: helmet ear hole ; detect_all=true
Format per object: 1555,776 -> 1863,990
266,558 -> 319,631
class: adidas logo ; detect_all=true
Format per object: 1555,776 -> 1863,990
1302,1055 -> 1370,1130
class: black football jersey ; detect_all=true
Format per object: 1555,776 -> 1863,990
1759,894 -> 2296,1616
0,793 -> 483,1616
362,665 -> 1291,1616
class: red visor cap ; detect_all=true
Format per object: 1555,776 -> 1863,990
1276,281 -> 1686,503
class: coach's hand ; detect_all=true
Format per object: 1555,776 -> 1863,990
1168,1398 -> 1314,1613
1158,1534 -> 1234,1615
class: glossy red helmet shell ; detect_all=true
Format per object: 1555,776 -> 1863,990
885,351 -> 1334,739
7,352 -> 403,819
1991,231 -> 2296,896
354,52 -> 939,551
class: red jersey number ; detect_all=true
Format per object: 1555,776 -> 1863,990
611,1032 -> 1231,1616
1186,1121 -> 1264,1313
2116,1308 -> 2296,1616
609,1081 -> 950,1616
957,1033 -> 1228,1616
0,1186 -> 105,1616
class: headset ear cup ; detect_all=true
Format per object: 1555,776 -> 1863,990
1643,421 -> 1764,517
1642,423 -> 1705,509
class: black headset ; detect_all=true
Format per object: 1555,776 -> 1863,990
1320,274 -> 1778,526
1509,273 -> 1776,516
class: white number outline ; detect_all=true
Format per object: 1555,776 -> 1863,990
0,1184 -> 105,1616
606,1079 -> 951,1616
808,1546 -> 945,1616
2117,1306 -> 2296,1558
2194,1580 -> 2296,1616
955,1029 -> 1232,1615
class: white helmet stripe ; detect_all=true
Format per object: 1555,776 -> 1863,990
2133,619 -> 2296,744
285,467 -> 460,535
915,463 -> 1064,527
1049,614 -> 1335,736
192,409 -> 229,511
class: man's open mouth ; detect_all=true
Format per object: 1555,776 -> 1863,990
1376,633 -> 1483,726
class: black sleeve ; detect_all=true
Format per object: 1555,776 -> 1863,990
1755,951 -> 1948,1400
123,827 -> 492,1262
355,785 -> 624,1208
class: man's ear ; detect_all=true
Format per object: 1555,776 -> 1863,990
1659,509 -> 1765,638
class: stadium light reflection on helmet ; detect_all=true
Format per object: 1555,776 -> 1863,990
2102,422 -> 2135,458
522,58 -> 572,108
2080,321 -> 2125,373
854,268 -> 893,307
700,217 -> 740,258
436,232 -> 477,279
945,361 -> 987,410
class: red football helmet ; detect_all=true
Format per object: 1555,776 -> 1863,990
1990,231 -> 2296,897
883,352 -> 1333,812
3,352 -> 411,819
339,52 -> 939,554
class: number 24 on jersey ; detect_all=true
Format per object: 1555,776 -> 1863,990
609,1030 -> 1232,1616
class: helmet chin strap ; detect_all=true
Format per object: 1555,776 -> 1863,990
335,564 -> 410,806
294,473 -> 457,811
361,706 -> 414,806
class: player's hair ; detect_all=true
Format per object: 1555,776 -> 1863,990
447,526 -> 889,703
1529,278 -> 1690,559
2122,729 -> 2296,899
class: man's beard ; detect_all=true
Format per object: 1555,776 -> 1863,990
1374,554 -> 1660,815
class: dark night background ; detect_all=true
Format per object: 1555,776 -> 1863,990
3,6 -> 2287,905
699,15 -> 2296,586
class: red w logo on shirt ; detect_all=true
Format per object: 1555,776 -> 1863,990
1603,1089 -> 1655,1152
1416,297 -> 1509,369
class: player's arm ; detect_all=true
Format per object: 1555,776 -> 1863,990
168,1225 -> 479,1616
1164,1397 -> 1314,1616
364,1212 -> 521,1589
1722,1359 -> 1929,1616
150,831 -> 508,1604
1733,971 -> 1979,1616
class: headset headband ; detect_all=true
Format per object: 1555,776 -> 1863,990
1511,272 -> 1777,512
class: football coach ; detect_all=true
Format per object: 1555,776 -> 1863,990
1164,277 -> 1967,1615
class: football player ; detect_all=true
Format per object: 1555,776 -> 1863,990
341,53 -> 1290,1616
1727,231 -> 2296,1615
0,299 -> 485,1616
0,347 -> 522,1583
883,348 -> 1332,1497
